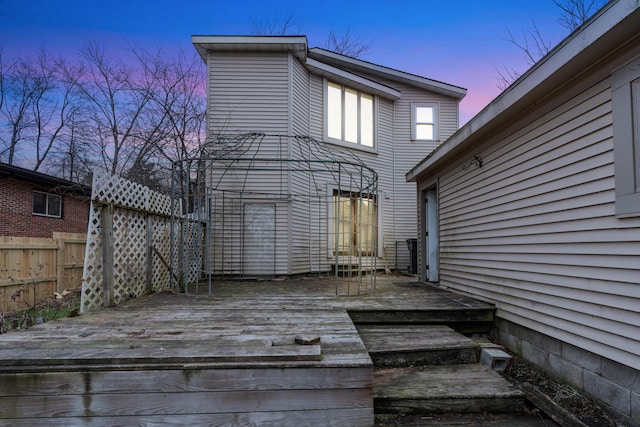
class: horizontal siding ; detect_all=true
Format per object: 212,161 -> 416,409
208,52 -> 290,135
290,56 -> 316,274
436,72 -> 640,370
379,76 -> 459,269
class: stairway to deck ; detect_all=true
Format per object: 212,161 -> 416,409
351,305 -> 527,421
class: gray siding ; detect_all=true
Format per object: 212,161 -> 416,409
434,74 -> 640,370
305,72 -> 460,271
207,52 -> 292,275
289,58 -> 319,274
206,48 -> 461,275
208,52 -> 290,135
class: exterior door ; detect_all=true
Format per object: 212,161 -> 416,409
243,204 -> 276,276
425,188 -> 439,282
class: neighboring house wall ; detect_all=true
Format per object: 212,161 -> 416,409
0,176 -> 89,238
408,2 -> 640,423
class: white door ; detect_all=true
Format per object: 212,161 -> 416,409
425,188 -> 439,282
243,204 -> 276,276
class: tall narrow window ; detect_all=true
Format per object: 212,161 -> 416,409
412,102 -> 439,141
33,191 -> 62,218
333,191 -> 377,256
326,81 -> 375,147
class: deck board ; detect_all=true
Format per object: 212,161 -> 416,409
0,274 -> 495,425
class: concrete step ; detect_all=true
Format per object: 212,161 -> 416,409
374,364 -> 525,415
357,325 -> 478,367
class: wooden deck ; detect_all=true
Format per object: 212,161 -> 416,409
0,273 -> 495,426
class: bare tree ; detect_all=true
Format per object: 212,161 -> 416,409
249,14 -> 371,59
497,0 -> 607,89
553,0 -> 606,32
125,47 -> 206,191
325,28 -> 371,58
69,41 -> 155,176
31,51 -> 80,171
249,13 -> 303,36
0,54 -> 37,164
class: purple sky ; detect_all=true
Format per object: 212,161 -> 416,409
0,0 -> 568,124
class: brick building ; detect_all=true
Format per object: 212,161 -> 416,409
0,163 -> 91,237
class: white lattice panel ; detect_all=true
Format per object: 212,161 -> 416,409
151,218 -> 173,292
80,201 -> 104,312
112,210 -> 147,304
81,171 -> 181,312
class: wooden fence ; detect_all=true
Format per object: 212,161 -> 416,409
0,232 -> 86,315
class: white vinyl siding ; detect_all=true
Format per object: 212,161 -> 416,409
207,52 -> 291,275
434,75 -> 640,371
208,52 -> 290,135
390,82 -> 459,270
289,57 -> 323,274
205,47 -> 461,275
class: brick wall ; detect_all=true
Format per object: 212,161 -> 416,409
0,177 -> 90,238
494,318 -> 640,426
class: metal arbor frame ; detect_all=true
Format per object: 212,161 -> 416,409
170,133 -> 378,295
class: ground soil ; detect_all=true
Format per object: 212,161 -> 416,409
500,354 -> 620,427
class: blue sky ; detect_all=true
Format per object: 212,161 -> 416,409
0,0 -> 567,124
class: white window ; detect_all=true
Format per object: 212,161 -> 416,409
327,81 -> 374,147
612,57 -> 640,216
333,191 -> 377,256
33,191 -> 62,218
411,102 -> 439,141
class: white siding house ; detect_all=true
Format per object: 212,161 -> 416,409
192,36 -> 466,276
407,1 -> 640,424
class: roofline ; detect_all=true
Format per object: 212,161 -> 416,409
191,35 -> 308,63
406,0 -> 640,182
0,162 -> 91,196
305,58 -> 402,100
308,47 -> 467,99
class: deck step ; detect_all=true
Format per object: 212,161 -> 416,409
374,364 -> 525,415
357,325 -> 478,367
348,307 -> 495,335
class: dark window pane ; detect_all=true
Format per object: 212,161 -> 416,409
48,195 -> 62,217
33,192 -> 47,214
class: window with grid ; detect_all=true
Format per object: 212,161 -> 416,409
327,81 -> 374,147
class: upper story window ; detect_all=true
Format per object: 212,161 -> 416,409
612,56 -> 640,217
327,81 -> 374,148
33,191 -> 62,218
411,102 -> 439,141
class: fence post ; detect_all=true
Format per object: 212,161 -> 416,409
102,203 -> 115,306
146,215 -> 153,292
56,235 -> 65,294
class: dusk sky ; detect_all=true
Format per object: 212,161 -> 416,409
0,0 -> 569,125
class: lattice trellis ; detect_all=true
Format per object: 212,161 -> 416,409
81,171 -> 183,312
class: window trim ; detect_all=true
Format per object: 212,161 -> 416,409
33,191 -> 62,218
324,79 -> 377,150
328,188 -> 381,258
411,102 -> 439,141
612,56 -> 640,217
